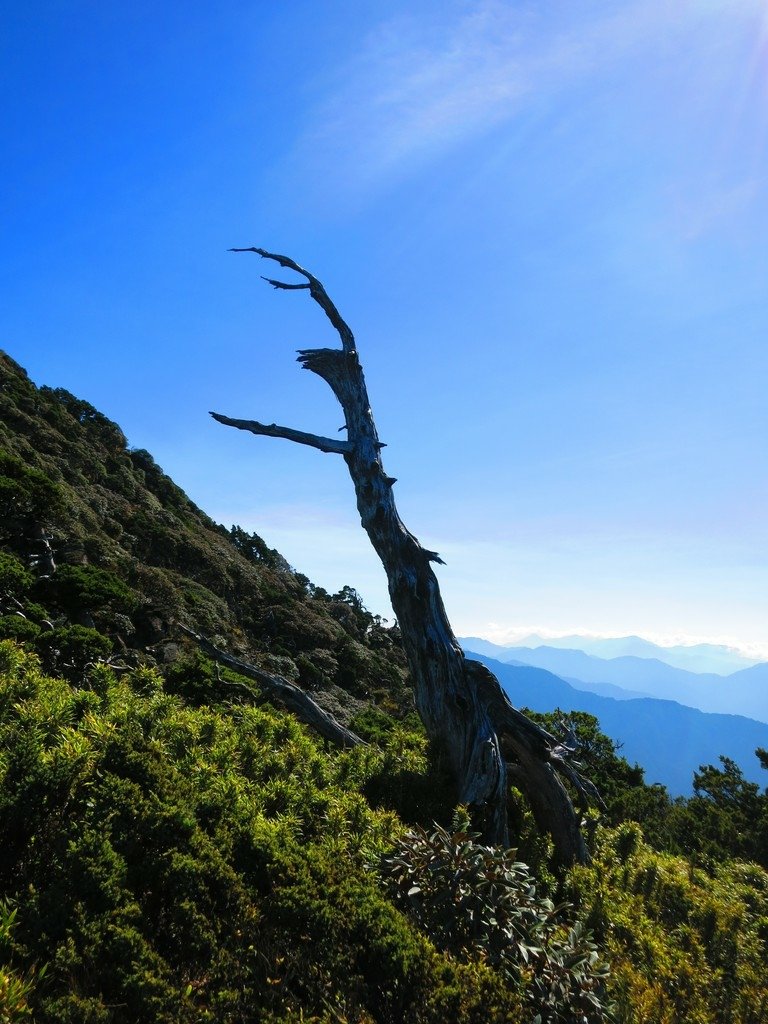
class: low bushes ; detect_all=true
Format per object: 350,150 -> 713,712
0,642 -> 523,1022
380,814 -> 611,1023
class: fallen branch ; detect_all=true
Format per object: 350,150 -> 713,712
177,624 -> 365,748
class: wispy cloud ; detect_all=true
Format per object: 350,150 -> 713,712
288,0 -> 763,202
302,4 -> 532,187
666,176 -> 763,243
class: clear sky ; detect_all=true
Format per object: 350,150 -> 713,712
2,1 -> 767,656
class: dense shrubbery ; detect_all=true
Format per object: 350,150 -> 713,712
0,451 -> 65,528
0,899 -> 42,1022
0,552 -> 33,598
43,564 -> 138,617
39,388 -> 128,453
669,755 -> 768,867
0,352 -> 414,710
37,624 -> 114,678
3,635 -> 765,1022
0,642 -> 527,1023
531,709 -> 768,871
567,823 -> 768,1022
380,814 -> 611,1023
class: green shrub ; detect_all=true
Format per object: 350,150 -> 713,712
37,625 -> 113,679
40,388 -> 127,452
0,642 -> 526,1022
351,706 -> 398,745
362,729 -> 455,828
0,451 -> 65,526
567,824 -> 768,1023
0,900 -> 44,1022
380,813 -> 611,1022
44,565 -> 138,617
19,602 -> 48,624
0,553 -> 33,598
0,617 -> 41,644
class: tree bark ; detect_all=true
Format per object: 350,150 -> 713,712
213,248 -> 591,864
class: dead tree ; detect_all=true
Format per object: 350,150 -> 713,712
212,248 -> 594,864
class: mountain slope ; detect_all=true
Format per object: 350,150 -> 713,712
461,637 -> 768,723
0,350 -> 411,722
3,352 -> 768,1022
467,651 -> 768,795
5,347 -> 765,795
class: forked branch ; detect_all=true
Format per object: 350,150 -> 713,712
229,247 -> 356,354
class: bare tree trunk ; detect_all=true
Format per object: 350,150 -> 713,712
212,248 -> 592,864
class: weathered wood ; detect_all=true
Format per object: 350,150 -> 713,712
214,248 -> 592,864
178,624 -> 365,748
209,412 -> 352,456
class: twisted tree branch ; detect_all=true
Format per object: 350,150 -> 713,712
229,247 -> 356,354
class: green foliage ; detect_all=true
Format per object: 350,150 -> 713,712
351,706 -> 400,745
638,754 -> 768,869
360,727 -> 459,828
0,617 -> 41,644
681,756 -> 768,866
0,900 -> 44,1022
37,625 -> 113,679
42,564 -> 138,618
128,448 -> 191,511
527,711 -> 662,825
40,388 -> 127,452
0,451 -> 65,527
228,524 -> 289,571
263,842 -> 523,1023
525,711 -> 768,870
327,585 -> 378,639
567,823 -> 768,1022
0,553 -> 33,599
163,650 -> 229,704
0,642 -> 527,1022
380,814 -> 611,1023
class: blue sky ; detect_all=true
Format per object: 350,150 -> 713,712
2,1 -> 767,655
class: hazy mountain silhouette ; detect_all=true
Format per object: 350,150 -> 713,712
513,634 -> 759,674
466,652 -> 768,795
460,637 -> 768,723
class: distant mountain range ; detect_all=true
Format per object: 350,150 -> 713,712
466,651 -> 768,796
506,633 -> 760,675
460,637 -> 768,724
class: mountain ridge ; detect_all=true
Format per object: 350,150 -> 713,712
460,636 -> 768,722
0,350 -> 412,724
511,632 -> 761,673
465,650 -> 768,795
